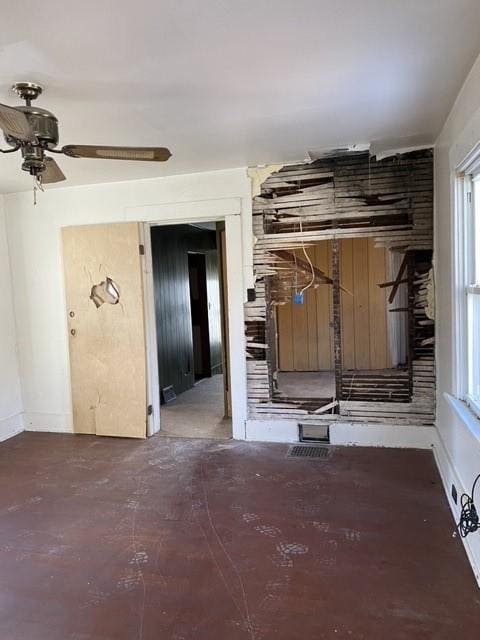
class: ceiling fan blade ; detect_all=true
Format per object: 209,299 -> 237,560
0,103 -> 37,143
62,145 -> 171,162
42,157 -> 66,184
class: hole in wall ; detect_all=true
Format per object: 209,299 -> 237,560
90,277 -> 120,308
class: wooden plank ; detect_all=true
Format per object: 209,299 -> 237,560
368,238 -> 390,368
271,249 -> 333,285
352,237 -> 371,369
340,239 -> 355,369
277,303 -> 293,370
315,241 -> 334,369
305,257 -> 319,371
291,259 -> 310,370
388,254 -> 408,304
332,239 -> 343,400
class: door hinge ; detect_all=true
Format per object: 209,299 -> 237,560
147,404 -> 153,416
467,191 -> 472,204
139,244 -> 145,255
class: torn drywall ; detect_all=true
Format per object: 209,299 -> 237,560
248,165 -> 284,198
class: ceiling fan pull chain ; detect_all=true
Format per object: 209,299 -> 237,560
32,175 -> 44,205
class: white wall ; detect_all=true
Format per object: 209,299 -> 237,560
0,196 -> 23,440
434,52 -> 480,585
4,168 -> 251,434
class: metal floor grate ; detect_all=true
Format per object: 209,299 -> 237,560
287,445 -> 332,459
162,385 -> 176,403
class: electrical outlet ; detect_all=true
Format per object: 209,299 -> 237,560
451,484 -> 458,505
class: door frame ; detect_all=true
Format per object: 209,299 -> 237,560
141,210 -> 247,440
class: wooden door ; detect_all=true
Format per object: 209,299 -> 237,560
62,223 -> 147,438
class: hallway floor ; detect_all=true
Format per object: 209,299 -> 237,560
160,374 -> 231,439
0,432 -> 478,640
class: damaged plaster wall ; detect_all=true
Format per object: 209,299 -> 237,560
246,149 -> 435,431
4,168 -> 251,434
248,165 -> 284,198
0,195 -> 23,440
245,165 -> 284,290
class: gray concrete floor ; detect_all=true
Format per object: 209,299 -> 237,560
276,370 -> 335,397
160,374 -> 231,439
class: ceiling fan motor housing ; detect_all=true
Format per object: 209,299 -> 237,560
4,106 -> 59,176
4,106 -> 59,150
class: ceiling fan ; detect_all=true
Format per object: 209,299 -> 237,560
0,82 -> 172,186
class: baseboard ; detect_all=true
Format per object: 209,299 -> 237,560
245,419 -> 436,449
245,419 -> 299,442
211,363 -> 223,375
0,413 -> 24,442
431,430 -> 480,587
330,422 -> 436,449
24,412 -> 73,433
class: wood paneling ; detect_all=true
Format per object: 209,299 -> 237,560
340,239 -> 355,369
277,238 -> 391,371
151,225 -> 220,400
315,242 -> 334,369
341,237 -> 391,370
277,241 -> 333,371
63,222 -> 147,438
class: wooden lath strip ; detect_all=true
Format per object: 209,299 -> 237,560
377,277 -> 408,289
271,249 -> 332,284
271,249 -> 352,295
388,254 -> 408,304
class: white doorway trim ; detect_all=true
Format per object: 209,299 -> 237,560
134,198 -> 247,440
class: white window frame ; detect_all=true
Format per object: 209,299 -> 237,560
454,144 -> 480,418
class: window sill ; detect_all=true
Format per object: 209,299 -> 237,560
444,392 -> 480,443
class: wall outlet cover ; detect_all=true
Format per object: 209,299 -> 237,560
451,483 -> 458,505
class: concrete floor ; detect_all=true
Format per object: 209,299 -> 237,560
0,432 -> 478,639
160,374 -> 231,439
276,371 -> 335,397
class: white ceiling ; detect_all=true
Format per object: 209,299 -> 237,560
1,0 -> 480,193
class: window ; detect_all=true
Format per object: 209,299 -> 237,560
466,176 -> 480,411
457,154 -> 480,416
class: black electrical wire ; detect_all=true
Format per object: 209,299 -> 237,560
457,473 -> 480,538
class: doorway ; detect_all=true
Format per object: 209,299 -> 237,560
150,222 -> 231,439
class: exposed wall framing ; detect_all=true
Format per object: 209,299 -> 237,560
245,149 -> 435,426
